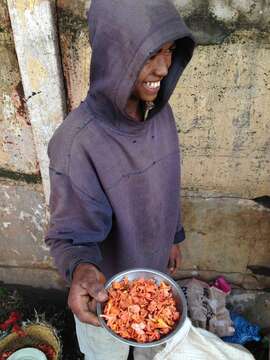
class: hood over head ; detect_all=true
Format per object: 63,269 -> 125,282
86,0 -> 195,131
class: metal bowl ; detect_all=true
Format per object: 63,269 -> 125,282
96,268 -> 187,348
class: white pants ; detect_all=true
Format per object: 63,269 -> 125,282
75,316 -> 164,360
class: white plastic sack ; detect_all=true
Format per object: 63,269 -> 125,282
152,318 -> 255,360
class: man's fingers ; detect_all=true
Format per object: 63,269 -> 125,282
76,308 -> 101,327
96,289 -> 108,303
73,264 -> 108,302
88,298 -> 97,314
168,264 -> 175,274
68,290 -> 88,316
170,264 -> 176,274
168,245 -> 182,274
69,265 -> 108,326
175,246 -> 182,270
176,250 -> 181,269
84,281 -> 108,302
68,291 -> 101,327
168,256 -> 175,272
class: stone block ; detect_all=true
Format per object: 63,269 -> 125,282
175,269 -> 245,287
242,273 -> 270,290
0,181 -> 50,268
0,267 -> 66,290
176,196 -> 270,285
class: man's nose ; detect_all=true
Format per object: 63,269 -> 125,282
154,54 -> 170,77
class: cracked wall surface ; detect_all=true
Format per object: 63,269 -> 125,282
177,197 -> 270,289
0,1 -> 38,175
0,0 -> 269,289
174,0 -> 270,44
171,30 -> 270,198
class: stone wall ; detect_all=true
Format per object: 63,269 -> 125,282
0,0 -> 269,289
0,0 -> 63,288
171,1 -> 270,288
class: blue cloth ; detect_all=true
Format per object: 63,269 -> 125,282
222,312 -> 261,345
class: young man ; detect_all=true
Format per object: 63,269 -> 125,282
46,0 -> 195,358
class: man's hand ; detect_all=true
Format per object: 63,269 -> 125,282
168,244 -> 182,275
68,263 -> 108,326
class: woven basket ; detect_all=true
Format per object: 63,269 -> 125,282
0,323 -> 61,360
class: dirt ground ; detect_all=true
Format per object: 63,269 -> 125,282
0,284 -> 268,360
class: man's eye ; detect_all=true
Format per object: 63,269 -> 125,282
161,47 -> 176,56
146,46 -> 176,62
145,53 -> 156,64
168,46 -> 176,53
149,52 -> 157,60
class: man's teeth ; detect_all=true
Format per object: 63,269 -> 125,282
145,81 -> 160,89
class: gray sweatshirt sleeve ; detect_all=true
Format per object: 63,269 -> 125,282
45,167 -> 112,282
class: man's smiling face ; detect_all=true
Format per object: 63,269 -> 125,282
132,41 -> 175,102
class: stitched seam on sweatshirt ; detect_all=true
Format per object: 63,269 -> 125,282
70,178 -> 109,206
107,149 -> 180,191
49,167 -> 107,206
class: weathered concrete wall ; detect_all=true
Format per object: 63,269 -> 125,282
0,178 -> 65,289
176,197 -> 270,289
57,0 -> 90,111
0,0 -> 65,287
171,30 -> 270,198
174,0 -> 270,44
0,0 -> 269,289
7,0 -> 67,203
0,1 -> 38,175
0,180 -> 48,268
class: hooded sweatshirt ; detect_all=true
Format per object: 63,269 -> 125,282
45,0 -> 195,282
